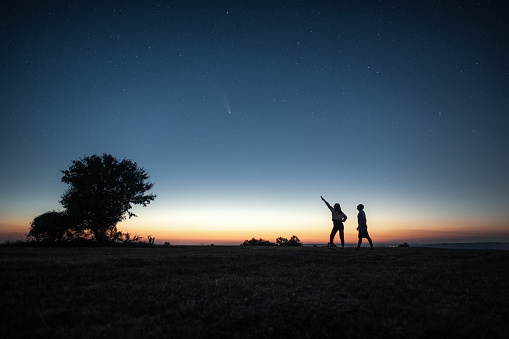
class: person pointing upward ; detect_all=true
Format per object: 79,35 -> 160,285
321,196 -> 347,249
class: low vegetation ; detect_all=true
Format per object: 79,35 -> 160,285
241,235 -> 302,246
1,246 -> 508,338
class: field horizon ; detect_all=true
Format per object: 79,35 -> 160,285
1,246 -> 508,338
2,230 -> 509,249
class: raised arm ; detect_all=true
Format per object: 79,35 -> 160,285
321,196 -> 332,210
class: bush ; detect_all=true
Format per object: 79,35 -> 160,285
27,211 -> 80,242
276,235 -> 302,246
242,236 -> 302,246
241,238 -> 275,246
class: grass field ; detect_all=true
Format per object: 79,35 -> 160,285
1,246 -> 508,338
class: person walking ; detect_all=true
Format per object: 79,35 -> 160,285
321,196 -> 347,248
356,204 -> 373,250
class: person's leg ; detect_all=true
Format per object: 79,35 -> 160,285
339,229 -> 345,248
356,237 -> 362,250
367,236 -> 373,249
329,226 -> 338,245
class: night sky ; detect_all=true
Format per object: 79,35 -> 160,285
1,1 -> 508,245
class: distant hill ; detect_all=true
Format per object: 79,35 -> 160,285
415,242 -> 509,250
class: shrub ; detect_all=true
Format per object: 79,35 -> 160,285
276,235 -> 302,246
241,238 -> 275,246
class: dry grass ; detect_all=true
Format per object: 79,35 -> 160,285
1,246 -> 508,338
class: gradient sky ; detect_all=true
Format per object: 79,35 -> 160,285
1,1 -> 508,245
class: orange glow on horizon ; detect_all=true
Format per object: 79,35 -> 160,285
1,211 -> 508,245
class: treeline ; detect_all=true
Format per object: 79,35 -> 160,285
241,235 -> 302,246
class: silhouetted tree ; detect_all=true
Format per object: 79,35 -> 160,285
287,235 -> 302,246
276,235 -> 302,246
276,237 -> 288,246
27,211 -> 76,241
241,237 -> 275,246
60,154 -> 156,242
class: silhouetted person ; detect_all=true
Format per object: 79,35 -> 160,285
356,204 -> 373,250
321,196 -> 347,248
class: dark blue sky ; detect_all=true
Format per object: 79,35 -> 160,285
1,1 -> 508,244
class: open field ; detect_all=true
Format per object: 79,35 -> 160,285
1,246 -> 508,338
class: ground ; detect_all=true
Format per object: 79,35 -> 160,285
1,246 -> 508,338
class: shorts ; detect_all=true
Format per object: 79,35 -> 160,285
358,227 -> 369,238
332,220 -> 344,231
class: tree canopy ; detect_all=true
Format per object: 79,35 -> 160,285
59,154 -> 156,242
27,211 -> 75,241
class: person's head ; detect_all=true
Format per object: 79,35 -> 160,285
334,203 -> 342,213
357,204 -> 364,211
